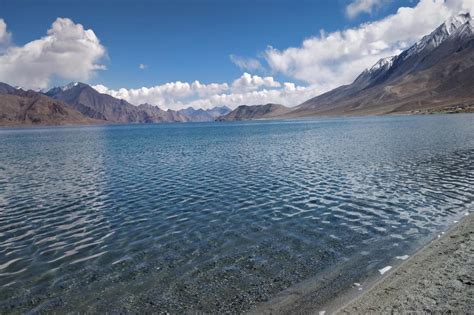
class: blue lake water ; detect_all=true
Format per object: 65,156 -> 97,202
0,114 -> 473,312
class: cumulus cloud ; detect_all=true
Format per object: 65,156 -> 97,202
0,17 -> 106,89
231,72 -> 280,92
183,84 -> 318,110
346,0 -> 387,18
93,80 -> 229,109
139,63 -> 147,70
92,73 -> 317,110
230,55 -> 263,72
263,0 -> 470,93
0,19 -> 11,46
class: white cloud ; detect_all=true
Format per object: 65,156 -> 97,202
139,63 -> 147,70
230,55 -> 263,72
263,0 -> 469,93
93,73 -> 317,110
346,0 -> 387,18
446,0 -> 474,12
0,19 -> 11,45
93,80 -> 229,109
0,17 -> 106,89
231,72 -> 280,92
183,84 -> 318,110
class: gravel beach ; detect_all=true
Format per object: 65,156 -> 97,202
249,213 -> 473,315
338,213 -> 473,314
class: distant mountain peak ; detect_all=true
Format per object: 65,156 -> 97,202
443,12 -> 471,35
353,55 -> 395,87
62,82 -> 80,91
369,56 -> 395,72
177,105 -> 232,121
403,12 -> 473,60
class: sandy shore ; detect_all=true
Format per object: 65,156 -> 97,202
338,212 -> 473,314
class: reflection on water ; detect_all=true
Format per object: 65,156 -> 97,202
0,114 -> 473,313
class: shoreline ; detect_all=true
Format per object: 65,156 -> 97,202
248,211 -> 473,314
337,211 -> 473,313
1,111 -> 473,128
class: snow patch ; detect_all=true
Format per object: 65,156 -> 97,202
369,56 -> 395,72
379,266 -> 392,275
62,82 -> 79,91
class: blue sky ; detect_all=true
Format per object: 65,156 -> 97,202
0,0 -> 471,109
1,0 -> 413,88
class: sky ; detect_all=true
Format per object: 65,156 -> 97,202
0,0 -> 473,110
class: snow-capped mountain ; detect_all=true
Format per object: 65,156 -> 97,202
401,12 -> 472,60
370,56 -> 395,72
61,82 -> 79,91
289,12 -> 474,116
353,55 -> 396,88
354,12 -> 473,89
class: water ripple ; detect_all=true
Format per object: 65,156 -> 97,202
0,114 -> 473,313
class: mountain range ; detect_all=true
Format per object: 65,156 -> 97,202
178,106 -> 231,122
0,82 -> 231,126
45,83 -> 231,123
0,13 -> 473,126
231,12 -> 474,120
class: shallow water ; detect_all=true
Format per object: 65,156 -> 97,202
0,114 -> 473,313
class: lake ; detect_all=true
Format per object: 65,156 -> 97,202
0,114 -> 473,313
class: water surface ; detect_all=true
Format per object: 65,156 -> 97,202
0,114 -> 473,312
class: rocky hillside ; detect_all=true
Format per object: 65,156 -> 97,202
217,104 -> 291,121
0,83 -> 99,126
45,83 -> 189,123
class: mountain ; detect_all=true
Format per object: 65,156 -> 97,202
45,83 -> 231,123
206,106 -> 232,118
0,82 -> 20,94
285,13 -> 474,117
178,106 -> 231,122
45,83 -> 188,123
217,103 -> 291,121
0,83 -> 99,126
136,103 -> 190,123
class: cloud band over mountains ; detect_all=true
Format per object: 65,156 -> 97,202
92,73 -> 315,110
